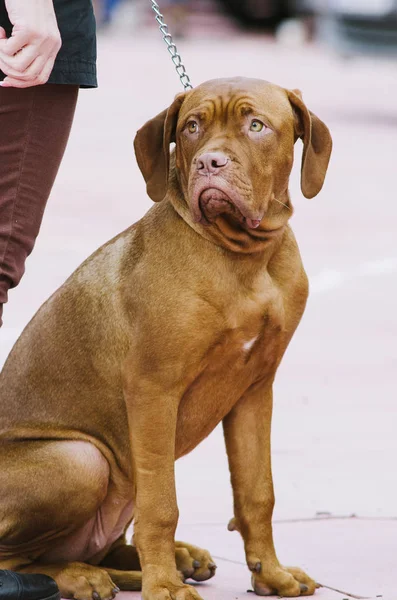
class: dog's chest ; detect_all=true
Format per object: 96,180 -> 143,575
175,276 -> 285,457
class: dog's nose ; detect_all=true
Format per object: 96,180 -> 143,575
196,152 -> 229,175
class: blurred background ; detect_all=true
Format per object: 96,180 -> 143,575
93,0 -> 397,58
1,1 -> 397,598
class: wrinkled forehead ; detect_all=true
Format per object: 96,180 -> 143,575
178,77 -> 293,127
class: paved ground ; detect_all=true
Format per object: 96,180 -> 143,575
1,22 -> 396,600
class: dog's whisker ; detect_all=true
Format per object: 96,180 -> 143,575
274,197 -> 291,211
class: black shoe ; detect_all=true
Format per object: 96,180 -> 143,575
0,570 -> 61,600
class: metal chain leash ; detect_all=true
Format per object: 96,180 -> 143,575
151,0 -> 193,91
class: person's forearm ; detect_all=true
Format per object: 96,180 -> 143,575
0,0 -> 61,88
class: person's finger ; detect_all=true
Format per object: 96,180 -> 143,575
0,30 -> 30,56
0,26 -> 7,40
36,52 -> 56,84
0,44 -> 39,74
1,75 -> 39,88
0,53 -> 37,79
9,55 -> 46,82
0,53 -> 56,88
0,55 -> 15,78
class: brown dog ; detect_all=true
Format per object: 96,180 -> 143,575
0,77 -> 332,600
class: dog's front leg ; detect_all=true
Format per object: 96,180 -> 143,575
223,384 -> 317,597
125,378 -> 203,600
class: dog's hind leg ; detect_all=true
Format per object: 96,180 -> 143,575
0,439 -> 141,597
17,561 -> 141,597
16,561 -> 142,595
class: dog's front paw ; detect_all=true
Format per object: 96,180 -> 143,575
175,540 -> 217,582
249,562 -> 317,597
142,575 -> 204,600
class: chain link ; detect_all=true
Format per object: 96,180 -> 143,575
151,0 -> 193,91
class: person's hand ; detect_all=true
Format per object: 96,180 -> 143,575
0,0 -> 61,88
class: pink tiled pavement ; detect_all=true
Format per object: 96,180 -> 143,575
2,18 -> 396,600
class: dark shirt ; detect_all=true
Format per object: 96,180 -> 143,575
0,0 -> 97,87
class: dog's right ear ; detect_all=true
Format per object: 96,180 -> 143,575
134,93 -> 185,203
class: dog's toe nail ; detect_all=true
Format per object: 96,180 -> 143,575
185,568 -> 195,578
208,561 -> 217,570
300,583 -> 309,593
193,560 -> 201,568
92,593 -> 100,600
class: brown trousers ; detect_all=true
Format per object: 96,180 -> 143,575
0,84 -> 78,327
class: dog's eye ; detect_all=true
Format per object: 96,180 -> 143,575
187,121 -> 199,134
249,119 -> 264,132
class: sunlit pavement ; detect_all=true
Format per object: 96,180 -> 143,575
1,27 -> 396,600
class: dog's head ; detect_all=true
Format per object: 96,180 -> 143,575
134,77 -> 332,230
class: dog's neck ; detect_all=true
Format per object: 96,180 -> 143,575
168,170 -> 292,256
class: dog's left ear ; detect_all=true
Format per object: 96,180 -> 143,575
287,89 -> 332,199
134,93 -> 185,202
